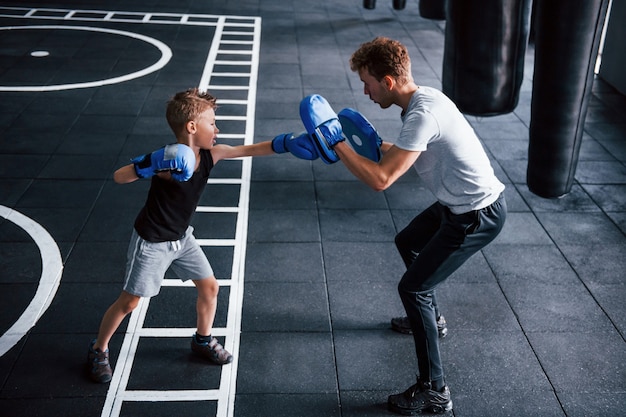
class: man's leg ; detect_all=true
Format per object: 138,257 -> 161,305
392,203 -> 448,336
394,202 -> 442,267
389,195 -> 506,414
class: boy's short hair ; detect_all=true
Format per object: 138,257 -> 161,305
350,37 -> 411,85
166,88 -> 217,133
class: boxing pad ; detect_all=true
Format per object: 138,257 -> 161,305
419,0 -> 446,20
338,108 -> 383,162
528,0 -> 610,198
271,132 -> 320,161
393,0 -> 406,10
132,143 -> 196,181
442,0 -> 532,115
299,95 -> 344,164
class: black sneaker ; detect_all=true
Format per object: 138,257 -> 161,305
388,381 -> 452,415
87,339 -> 113,383
391,315 -> 448,338
191,334 -> 233,365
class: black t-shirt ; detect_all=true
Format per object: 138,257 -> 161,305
134,148 -> 214,242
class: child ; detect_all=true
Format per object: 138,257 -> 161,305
87,88 -> 279,383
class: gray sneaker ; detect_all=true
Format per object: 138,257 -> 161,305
87,339 -> 113,383
391,315 -> 448,338
191,334 -> 233,365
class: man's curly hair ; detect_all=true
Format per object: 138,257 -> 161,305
350,37 -> 412,86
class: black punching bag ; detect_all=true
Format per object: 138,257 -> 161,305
363,0 -> 376,9
527,0 -> 609,198
419,0 -> 446,20
442,0 -> 532,116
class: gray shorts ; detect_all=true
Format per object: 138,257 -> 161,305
123,226 -> 214,297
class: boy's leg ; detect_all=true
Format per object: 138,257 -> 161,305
88,290 -> 140,383
171,227 -> 232,364
190,276 -> 233,364
192,276 -> 219,336
94,290 -> 141,351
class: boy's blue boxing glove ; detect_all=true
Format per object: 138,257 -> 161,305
132,143 -> 196,182
271,132 -> 320,160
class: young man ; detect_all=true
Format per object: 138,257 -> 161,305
333,37 -> 507,414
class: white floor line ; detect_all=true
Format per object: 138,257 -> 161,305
0,8 -> 260,416
85,12 -> 259,417
0,206 -> 63,357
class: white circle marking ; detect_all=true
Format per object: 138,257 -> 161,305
0,205 -> 63,357
0,25 -> 172,92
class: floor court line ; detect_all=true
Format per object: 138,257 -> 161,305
0,7 -> 260,417
0,6 -> 261,417
0,206 -> 63,357
88,12 -> 260,417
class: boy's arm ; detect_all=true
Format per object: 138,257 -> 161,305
115,144 -> 196,184
211,141 -> 275,164
114,164 -> 140,184
114,164 -> 173,184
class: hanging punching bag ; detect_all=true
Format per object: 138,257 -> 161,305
527,0 -> 609,198
419,0 -> 446,20
442,0 -> 532,116
363,0 -> 376,9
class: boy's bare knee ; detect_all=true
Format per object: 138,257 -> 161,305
116,291 -> 141,314
194,276 -> 219,298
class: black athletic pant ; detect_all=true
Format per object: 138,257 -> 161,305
395,194 -> 507,389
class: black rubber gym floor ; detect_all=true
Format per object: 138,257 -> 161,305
1,1 -> 624,416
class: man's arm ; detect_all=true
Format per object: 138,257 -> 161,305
380,141 -> 394,153
334,141 -> 420,191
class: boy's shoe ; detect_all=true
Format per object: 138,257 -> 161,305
191,334 -> 233,365
388,380 -> 452,415
391,315 -> 448,338
87,339 -> 113,384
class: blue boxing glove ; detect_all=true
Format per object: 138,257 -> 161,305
132,143 -> 196,182
300,94 -> 344,164
271,132 -> 320,160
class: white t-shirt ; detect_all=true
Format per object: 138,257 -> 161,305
397,87 -> 505,214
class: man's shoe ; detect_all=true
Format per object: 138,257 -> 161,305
391,315 -> 448,338
388,381 -> 452,415
437,315 -> 448,338
191,334 -> 233,365
87,339 -> 113,383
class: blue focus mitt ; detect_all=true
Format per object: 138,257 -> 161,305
338,108 -> 383,162
299,95 -> 344,164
